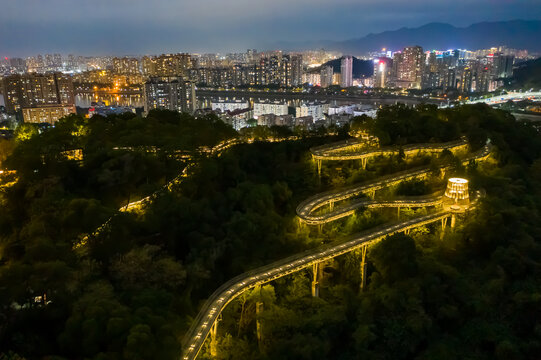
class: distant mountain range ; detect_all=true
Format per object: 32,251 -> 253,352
270,20 -> 541,54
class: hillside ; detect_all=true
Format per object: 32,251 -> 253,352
511,57 -> 541,89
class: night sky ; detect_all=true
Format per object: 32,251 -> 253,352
1,0 -> 539,56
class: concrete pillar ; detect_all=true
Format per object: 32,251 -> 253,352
441,217 -> 448,231
360,246 -> 368,292
451,214 -> 456,228
210,319 -> 218,358
256,301 -> 264,352
311,263 -> 320,297
361,158 -> 367,170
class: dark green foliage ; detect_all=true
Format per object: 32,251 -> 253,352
0,111 -> 237,359
2,104 -> 541,360
200,105 -> 541,360
351,104 -> 460,146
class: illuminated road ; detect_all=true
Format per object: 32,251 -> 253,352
181,139 -> 491,360
465,91 -> 541,105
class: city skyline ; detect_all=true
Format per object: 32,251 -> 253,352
1,0 -> 540,56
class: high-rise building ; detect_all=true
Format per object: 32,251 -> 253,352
340,56 -> 353,88
22,104 -> 76,124
320,66 -> 333,88
492,54 -> 515,78
394,46 -> 424,89
147,54 -> 192,77
143,77 -> 196,114
8,58 -> 26,73
113,57 -> 141,75
142,56 -> 156,76
2,73 -> 74,113
253,101 -> 288,118
373,57 -> 392,88
290,55 -> 304,86
458,66 -> 473,93
280,54 -> 292,87
246,49 -> 258,63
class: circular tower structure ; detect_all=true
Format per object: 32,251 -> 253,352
445,178 -> 469,203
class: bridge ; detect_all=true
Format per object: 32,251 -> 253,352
181,137 -> 491,360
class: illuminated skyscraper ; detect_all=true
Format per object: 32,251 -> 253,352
143,77 -> 196,114
340,56 -> 353,88
394,46 -> 424,89
320,66 -> 333,88
113,57 -> 141,75
373,57 -> 392,88
2,73 -> 74,112
142,54 -> 192,77
290,55 -> 304,86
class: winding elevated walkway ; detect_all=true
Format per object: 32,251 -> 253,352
298,144 -> 490,225
181,139 -> 491,360
181,211 -> 456,360
311,138 -> 468,162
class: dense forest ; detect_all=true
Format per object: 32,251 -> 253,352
1,104 -> 540,360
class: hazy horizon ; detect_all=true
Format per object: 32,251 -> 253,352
1,0 -> 540,57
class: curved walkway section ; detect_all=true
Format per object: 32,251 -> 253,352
182,211 -> 453,360
181,141 -> 491,360
297,145 -> 490,225
311,138 -> 468,161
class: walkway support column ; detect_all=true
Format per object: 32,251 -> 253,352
311,263 -> 320,297
360,245 -> 368,292
210,318 -> 219,358
451,214 -> 456,228
256,301 -> 264,352
441,217 -> 448,230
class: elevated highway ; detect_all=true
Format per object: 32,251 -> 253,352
181,137 -> 491,360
